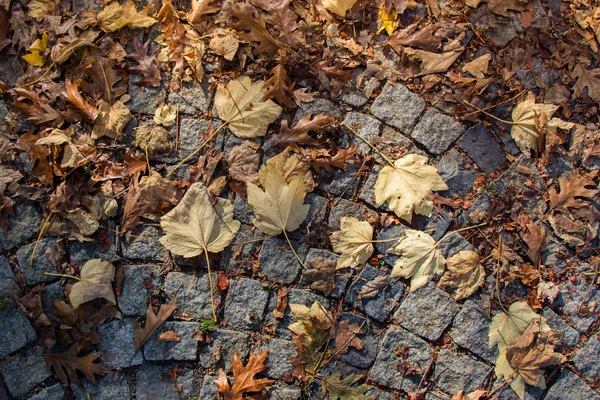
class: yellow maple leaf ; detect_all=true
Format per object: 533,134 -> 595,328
377,7 -> 398,35
22,32 -> 48,67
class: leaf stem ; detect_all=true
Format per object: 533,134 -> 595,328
30,212 -> 54,267
462,100 -> 516,125
23,61 -> 56,87
44,272 -> 80,281
342,123 -> 396,168
203,248 -> 218,323
495,235 -> 509,314
282,229 -> 307,270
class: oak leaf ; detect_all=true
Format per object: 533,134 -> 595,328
64,79 -> 100,121
188,0 -> 220,24
160,182 -> 240,258
438,250 -> 484,300
69,259 -> 116,309
302,258 -> 336,296
134,124 -> 172,156
573,64 -> 600,102
272,114 -> 334,149
549,171 -> 598,214
247,158 -> 310,236
133,296 -> 177,351
330,217 -> 374,269
322,372 -> 375,400
322,0 -> 358,17
215,351 -> 274,400
374,154 -> 448,223
488,301 -> 549,350
43,343 -> 109,385
127,38 -> 161,87
390,229 -> 445,291
227,141 -> 260,183
231,2 -> 280,55
331,319 -> 364,356
214,76 -> 282,138
263,64 -> 295,109
97,0 -> 157,32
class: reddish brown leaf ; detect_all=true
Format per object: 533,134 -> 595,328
133,296 -> 177,351
43,343 -> 110,385
263,64 -> 295,109
302,258 -> 336,297
272,114 -> 334,149
521,221 -> 546,267
273,287 -> 289,319
64,79 -> 100,121
331,319 -> 363,356
232,2 -> 280,55
127,38 -> 162,87
159,331 -> 181,342
215,350 -> 274,400
549,171 -> 598,214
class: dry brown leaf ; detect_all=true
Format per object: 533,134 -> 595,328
461,53 -> 492,78
331,319 -> 363,356
159,331 -> 181,342
43,343 -> 109,385
573,64 -> 600,102
322,0 -> 358,17
209,29 -> 239,61
263,64 -> 296,109
521,221 -> 546,267
227,141 -> 260,183
549,171 -> 598,214
64,79 -> 99,121
134,124 -> 172,156
69,259 -> 116,309
215,350 -> 275,400
133,296 -> 177,351
188,0 -> 220,24
302,258 -> 336,296
92,100 -> 132,140
273,287 -> 289,319
271,114 -> 334,149
231,2 -> 280,55
388,23 -> 441,52
439,250 -> 484,300
466,0 -> 530,17
405,47 -> 464,76
359,275 -> 391,299
127,38 -> 161,87
322,372 -> 375,399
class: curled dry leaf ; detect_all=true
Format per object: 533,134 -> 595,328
247,157 -> 310,236
64,79 -> 99,121
69,259 -> 116,309
159,182 -> 240,258
133,296 -> 177,351
322,0 -> 359,17
330,217 -> 374,269
209,29 -> 239,61
438,250 -> 484,300
92,100 -> 132,140
273,287 -> 289,319
127,38 -> 161,87
227,141 -> 260,183
271,114 -> 334,149
374,154 -> 448,223
153,104 -> 177,127
134,124 -> 172,156
302,258 -> 336,296
405,46 -> 464,76
390,229 -> 445,291
214,76 -> 283,138
22,32 -> 48,67
215,350 -> 274,400
521,221 -> 546,267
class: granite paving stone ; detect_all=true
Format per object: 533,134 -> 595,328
136,365 -> 200,400
0,346 -> 52,399
542,307 -> 580,349
338,312 -> 378,369
411,108 -> 465,155
219,225 -> 262,273
292,99 -> 341,124
341,112 -> 382,154
436,149 -> 478,196
68,231 -> 118,267
27,383 -> 66,400
328,198 -> 378,231
0,254 -> 20,297
223,278 -> 269,331
168,83 -> 212,114
394,282 -> 459,341
573,334 -> 600,381
449,299 -> 498,364
198,374 -> 219,399
117,264 -> 157,316
545,370 -> 600,400
0,305 -> 37,359
199,329 -> 250,371
255,338 -> 297,380
144,321 -> 198,361
457,123 -> 507,173
318,168 -> 362,199
164,272 -> 218,321
258,238 -> 308,284
269,384 -> 303,400
121,225 -> 169,261
40,282 -> 64,322
127,76 -> 166,114
71,376 -> 130,400
370,82 -> 425,133
16,238 -> 60,286
98,318 -> 144,368
0,201 -> 40,251
433,349 -> 491,395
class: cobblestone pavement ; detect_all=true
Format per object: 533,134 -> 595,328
1,51 -> 599,400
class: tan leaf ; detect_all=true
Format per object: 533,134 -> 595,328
489,301 -> 549,350
159,331 -> 181,342
51,37 -> 95,64
22,32 -> 48,67
188,0 -> 220,24
390,229 -> 445,291
231,2 -> 280,55
215,351 -> 274,400
438,250 -> 484,300
359,275 -> 391,299
267,149 -> 316,192
134,124 -> 172,156
330,217 -> 374,269
510,98 -> 560,153
322,0 -> 359,17
133,296 -> 177,351
466,0 -> 530,17
97,0 -> 157,32
0,166 -> 22,194
69,259 -> 116,309
214,76 -> 282,138
405,47 -> 464,76
462,53 -> 492,78
92,100 -> 132,140
293,88 -> 318,106
247,158 -> 310,236
302,258 -> 336,296
209,29 -> 239,61
549,171 -> 598,214
374,154 -> 448,223
160,182 -> 240,258
154,104 -> 177,127
573,64 -> 600,102
273,287 -> 289,319
271,114 -> 334,149
227,141 -> 260,183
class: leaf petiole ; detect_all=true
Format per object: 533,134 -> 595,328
283,229 -> 307,270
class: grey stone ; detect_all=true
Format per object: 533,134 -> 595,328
40,282 -> 64,322
301,248 -> 350,299
256,338 -> 297,379
340,89 -> 368,107
542,308 -> 580,349
346,265 -> 405,322
121,225 -> 169,261
98,318 -> 143,368
545,370 -> 600,400
233,195 -> 256,226
449,299 -> 498,364
168,84 -> 211,114
199,329 -> 250,371
117,264 -> 157,316
304,194 -> 328,229
0,347 -> 52,399
328,198 -> 378,231
127,77 -> 166,114
494,379 -> 544,400
374,224 -> 407,266
27,383 -> 66,400
573,334 -> 600,381
144,321 -> 198,361
416,209 -> 453,241
319,168 -> 362,199
458,123 -> 507,173
436,149 -> 478,196
270,384 -> 302,400
341,113 -> 382,154
379,125 -> 426,157
136,365 -> 199,400
369,326 -> 434,392
69,232 -> 117,267
371,82 -> 425,133
437,232 -> 476,259
1,202 -> 40,251
433,349 -> 491,395
394,282 -> 459,341
71,0 -> 102,12
459,192 -> 493,225
411,108 -> 465,155
258,238 -> 307,284
71,376 -> 129,400
338,312 -> 378,369
0,255 -> 20,297
494,155 -> 544,197
17,238 -> 60,285
0,306 -> 37,359
292,99 -> 341,125
199,374 -> 219,399
556,278 -> 600,333
0,52 -> 25,87
224,278 -> 268,331
358,167 -> 387,210
164,272 -> 217,320
220,225 -> 262,274
177,118 -> 212,162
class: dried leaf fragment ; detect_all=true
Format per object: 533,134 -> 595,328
439,250 -> 484,300
133,296 -> 177,351
22,32 -> 48,67
69,259 -> 116,309
227,141 -> 260,183
322,0 -> 359,17
330,217 -> 374,269
302,258 -> 336,296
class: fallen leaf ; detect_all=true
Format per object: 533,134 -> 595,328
227,141 -> 260,183
247,157 -> 310,236
405,46 -> 464,76
159,331 -> 181,342
0,166 -> 23,194
43,343 -> 109,385
134,124 -> 173,156
521,222 -> 546,267
266,149 -> 316,192
390,229 -> 445,291
231,2 -> 280,55
127,38 -> 161,87
133,296 -> 177,351
273,287 -> 289,319
160,182 -> 240,258
263,64 -> 296,109
331,319 -> 363,355
215,350 -> 274,400
451,389 -> 487,400
510,98 -> 560,153
272,114 -> 334,149
92,100 -> 132,140
549,171 -> 598,214
322,372 -> 375,399
467,0 -> 530,17
209,29 -> 239,61
573,64 -> 600,102
322,0 -> 358,17
439,250 -> 484,300
294,88 -> 318,106
153,104 -> 177,127
330,217 -> 374,269
97,0 -> 157,32
64,79 -> 100,121
377,7 -> 398,35
374,154 -> 448,223
388,23 -> 441,53
214,76 -> 283,138
462,53 -> 492,78
69,259 -> 116,309
489,301 -> 549,350
359,275 -> 391,299
188,0 -> 220,24
302,258 -> 336,296
22,32 -> 48,67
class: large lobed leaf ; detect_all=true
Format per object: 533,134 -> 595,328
488,301 -> 549,350
330,217 -> 374,269
69,259 -> 116,309
215,350 -> 274,399
160,182 -> 240,257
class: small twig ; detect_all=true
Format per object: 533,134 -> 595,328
462,100 -> 516,125
495,235 -> 509,314
23,61 -> 56,87
30,213 -> 55,267
461,89 -> 526,118
44,272 -> 80,280
175,104 -> 180,153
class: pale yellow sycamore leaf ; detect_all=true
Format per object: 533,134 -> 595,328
390,229 -> 445,291
36,128 -> 84,169
322,0 -> 358,17
374,154 -> 448,223
511,98 -> 560,153
247,158 -> 310,236
214,76 -> 282,138
438,250 -> 484,300
92,100 -> 132,139
488,301 -> 550,350
495,348 -> 526,400
330,217 -> 374,270
154,104 -> 177,127
69,259 -> 116,309
160,182 -> 240,257
98,0 -> 157,32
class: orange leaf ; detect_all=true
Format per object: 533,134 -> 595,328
215,351 -> 274,400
